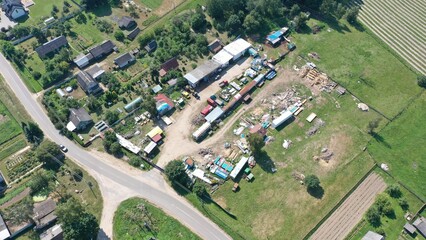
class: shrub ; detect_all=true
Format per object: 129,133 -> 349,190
366,206 -> 381,227
417,75 -> 426,88
386,185 -> 402,198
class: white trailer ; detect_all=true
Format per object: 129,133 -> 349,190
271,110 -> 293,129
192,122 -> 211,141
230,157 -> 249,179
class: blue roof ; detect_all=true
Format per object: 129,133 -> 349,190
267,30 -> 283,41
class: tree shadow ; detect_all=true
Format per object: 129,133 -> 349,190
351,21 -> 365,32
359,76 -> 376,88
307,186 -> 324,199
310,13 -> 351,33
91,4 -> 113,17
275,116 -> 295,132
254,150 -> 276,173
372,133 -> 391,148
385,210 -> 396,219
97,228 -> 111,240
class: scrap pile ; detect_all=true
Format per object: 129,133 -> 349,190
313,147 -> 334,163
261,87 -> 304,113
306,118 -> 325,136
300,65 -> 338,92
198,148 -> 213,156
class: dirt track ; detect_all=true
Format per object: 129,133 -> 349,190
310,172 -> 386,240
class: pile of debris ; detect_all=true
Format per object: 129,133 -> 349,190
261,87 -> 304,113
192,115 -> 205,126
313,147 -> 334,163
306,118 -> 326,136
300,65 -> 337,93
198,148 -> 213,156
292,171 -> 305,184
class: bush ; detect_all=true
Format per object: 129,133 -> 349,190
72,168 -> 83,180
398,198 -> 409,210
128,156 -> 143,167
304,174 -> 321,190
366,206 -> 381,227
386,185 -> 402,198
114,30 -> 125,42
417,75 -> 426,88
32,71 -> 41,80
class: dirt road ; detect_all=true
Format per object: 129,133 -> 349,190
310,172 -> 386,240
156,66 -> 300,167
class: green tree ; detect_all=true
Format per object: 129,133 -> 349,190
104,110 -> 119,125
164,160 -> 189,186
29,172 -> 50,194
141,96 -> 157,116
103,131 -> 118,152
72,168 -> 83,181
375,194 -> 393,216
289,4 -> 301,17
191,12 -> 206,31
23,122 -> 44,145
128,156 -> 143,167
346,6 -> 360,24
138,32 -> 154,49
35,140 -> 63,167
109,142 -> 122,156
367,118 -> 381,135
225,14 -> 241,32
304,174 -> 321,190
193,180 -> 207,197
114,30 -> 125,42
366,205 -> 381,226
398,198 -> 409,210
87,96 -> 101,113
417,75 -> 426,88
386,185 -> 402,198
56,198 -> 99,240
247,133 -> 264,154
293,13 -> 309,32
243,11 -> 263,33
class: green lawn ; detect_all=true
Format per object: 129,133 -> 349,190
113,197 -> 200,240
0,135 -> 27,161
0,101 -> 22,145
368,92 -> 426,201
140,0 -> 164,10
21,0 -> 80,26
286,19 -> 421,118
348,170 -> 424,240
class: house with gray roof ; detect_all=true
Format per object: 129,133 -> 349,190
67,108 -> 92,132
1,0 -> 27,20
88,40 -> 116,59
35,36 -> 68,58
76,71 -> 102,95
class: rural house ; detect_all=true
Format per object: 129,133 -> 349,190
159,57 -> 179,77
1,0 -> 27,20
35,36 -> 68,58
76,71 -> 102,95
33,198 -> 57,230
85,64 -> 105,80
145,40 -> 157,53
208,39 -> 222,53
73,52 -> 94,68
118,16 -> 136,29
67,108 -> 93,132
127,27 -> 141,40
89,40 -> 116,59
413,217 -> 426,238
114,53 -> 135,69
361,231 -> 384,240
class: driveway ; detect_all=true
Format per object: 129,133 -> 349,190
0,11 -> 17,30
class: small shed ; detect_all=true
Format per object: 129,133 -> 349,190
249,124 -> 266,136
361,231 -> 384,240
306,113 -> 317,123
404,222 -> 416,235
118,16 -> 136,29
151,134 -> 162,143
208,39 -> 222,53
147,126 -> 163,139
143,141 -> 157,155
152,85 -> 162,94
145,40 -> 157,53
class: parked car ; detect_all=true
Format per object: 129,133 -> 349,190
219,80 -> 228,88
59,144 -> 68,152
192,92 -> 200,99
181,91 -> 190,99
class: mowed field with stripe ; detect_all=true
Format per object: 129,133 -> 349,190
350,0 -> 426,75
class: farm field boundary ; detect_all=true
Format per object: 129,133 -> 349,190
309,172 -> 386,240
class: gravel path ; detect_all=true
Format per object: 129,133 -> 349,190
310,172 -> 386,240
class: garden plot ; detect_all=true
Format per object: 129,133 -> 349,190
310,172 -> 386,240
350,0 -> 426,75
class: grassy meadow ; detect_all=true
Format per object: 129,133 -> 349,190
113,197 -> 200,240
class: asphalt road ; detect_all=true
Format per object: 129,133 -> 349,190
0,52 -> 231,240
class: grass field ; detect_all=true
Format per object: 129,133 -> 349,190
286,18 -> 421,118
0,101 -> 22,146
21,0 -> 80,26
113,197 -> 200,240
350,0 -> 426,75
348,169 -> 424,240
140,0 -> 164,9
368,92 -> 426,201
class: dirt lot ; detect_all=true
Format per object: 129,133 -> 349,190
310,172 -> 386,240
